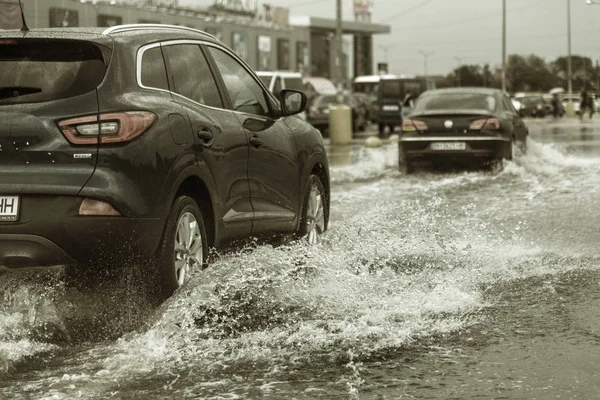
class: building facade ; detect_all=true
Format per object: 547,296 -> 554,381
1,0 -> 389,81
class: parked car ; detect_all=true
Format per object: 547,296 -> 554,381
518,94 -> 547,118
542,93 -> 555,115
399,87 -> 528,173
377,76 -> 436,137
306,93 -> 368,133
303,76 -> 337,99
352,74 -> 399,123
0,24 -> 330,300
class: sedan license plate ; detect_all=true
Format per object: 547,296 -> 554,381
382,105 -> 399,111
0,196 -> 20,222
430,142 -> 466,151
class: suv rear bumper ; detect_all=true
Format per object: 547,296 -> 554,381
0,196 -> 164,269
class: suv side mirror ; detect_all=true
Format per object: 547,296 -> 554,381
280,89 -> 307,116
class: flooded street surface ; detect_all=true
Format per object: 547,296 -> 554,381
2,119 -> 600,399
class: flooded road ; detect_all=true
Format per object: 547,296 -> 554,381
1,118 -> 600,399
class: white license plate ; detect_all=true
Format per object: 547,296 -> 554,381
382,105 -> 399,111
430,142 -> 466,151
0,196 -> 20,221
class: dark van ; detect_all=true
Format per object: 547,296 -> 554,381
378,77 -> 435,137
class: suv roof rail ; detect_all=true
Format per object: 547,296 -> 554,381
102,24 -> 217,40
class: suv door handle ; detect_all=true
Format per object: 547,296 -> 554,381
249,136 -> 263,147
197,128 -> 213,145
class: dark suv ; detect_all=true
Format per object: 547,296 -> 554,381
0,24 -> 330,298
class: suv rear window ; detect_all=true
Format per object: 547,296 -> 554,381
381,81 -> 401,98
0,39 -> 107,105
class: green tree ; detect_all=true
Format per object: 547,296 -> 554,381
551,55 -> 595,91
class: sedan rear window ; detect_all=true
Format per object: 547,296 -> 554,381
0,39 -> 107,105
413,93 -> 497,113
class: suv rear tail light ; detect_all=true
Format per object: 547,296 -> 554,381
58,111 -> 156,145
402,119 -> 428,132
79,198 -> 121,216
470,118 -> 500,130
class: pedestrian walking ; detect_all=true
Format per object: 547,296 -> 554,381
551,93 -> 561,119
580,89 -> 593,120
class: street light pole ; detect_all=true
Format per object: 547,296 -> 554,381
566,0 -> 574,117
379,44 -> 395,64
501,0 -> 506,92
419,50 -> 434,78
335,0 -> 343,88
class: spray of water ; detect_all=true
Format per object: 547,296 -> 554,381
1,137 -> 599,399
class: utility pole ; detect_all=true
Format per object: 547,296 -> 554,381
501,0 -> 506,93
454,57 -> 464,86
335,0 -> 343,89
566,0 -> 574,117
419,50 -> 434,78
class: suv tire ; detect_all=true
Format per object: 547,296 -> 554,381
296,175 -> 326,244
155,195 -> 208,299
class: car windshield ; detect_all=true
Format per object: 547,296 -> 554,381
413,92 -> 497,113
0,39 -> 106,105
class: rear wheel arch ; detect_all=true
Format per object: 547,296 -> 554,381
172,175 -> 216,249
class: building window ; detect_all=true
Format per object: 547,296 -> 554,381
49,8 -> 79,27
97,14 -> 122,27
0,2 -> 21,29
296,42 -> 309,74
232,32 -> 249,63
277,38 -> 290,71
257,35 -> 271,71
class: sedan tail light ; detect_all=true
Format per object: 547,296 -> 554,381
402,119 -> 428,132
58,111 -> 156,145
470,118 -> 500,130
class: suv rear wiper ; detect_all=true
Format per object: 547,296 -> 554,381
0,86 -> 42,100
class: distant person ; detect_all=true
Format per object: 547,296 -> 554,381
580,89 -> 592,120
551,93 -> 561,119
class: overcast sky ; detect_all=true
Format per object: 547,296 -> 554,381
180,0 -> 600,76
